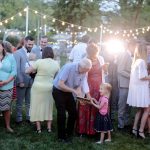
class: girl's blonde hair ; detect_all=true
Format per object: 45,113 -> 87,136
100,83 -> 112,98
132,43 -> 147,66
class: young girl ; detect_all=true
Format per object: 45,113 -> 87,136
90,83 -> 113,144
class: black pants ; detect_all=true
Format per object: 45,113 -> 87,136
52,87 -> 77,139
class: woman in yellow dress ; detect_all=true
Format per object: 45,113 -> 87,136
26,47 -> 59,133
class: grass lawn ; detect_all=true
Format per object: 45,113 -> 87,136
0,103 -> 150,150
0,57 -> 150,150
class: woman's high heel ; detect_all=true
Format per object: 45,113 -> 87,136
131,129 -> 138,136
138,131 -> 145,139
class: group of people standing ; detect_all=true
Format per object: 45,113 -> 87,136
0,34 -> 150,144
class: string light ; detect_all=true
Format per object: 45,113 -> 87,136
94,28 -> 97,32
5,20 -> 8,23
78,26 -> 81,30
19,13 -> 22,16
52,19 -> 56,22
24,8 -> 27,11
0,7 -> 149,37
62,22 -> 65,26
11,17 -> 14,20
103,30 -> 106,34
71,24 -> 74,28
29,8 -> 150,36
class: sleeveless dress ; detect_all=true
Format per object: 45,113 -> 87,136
76,59 -> 102,135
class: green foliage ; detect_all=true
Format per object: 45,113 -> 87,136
52,0 -> 100,30
0,0 -> 150,41
0,0 -> 54,33
0,32 -> 4,40
6,36 -> 20,47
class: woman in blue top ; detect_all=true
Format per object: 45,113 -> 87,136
0,41 -> 17,133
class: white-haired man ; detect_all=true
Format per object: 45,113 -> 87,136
52,58 -> 92,142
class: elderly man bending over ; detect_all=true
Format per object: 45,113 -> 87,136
52,58 -> 92,142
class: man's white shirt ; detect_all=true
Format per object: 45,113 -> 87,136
69,42 -> 87,62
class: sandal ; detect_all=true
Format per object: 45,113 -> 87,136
138,131 -> 145,139
105,139 -> 111,142
131,129 -> 138,136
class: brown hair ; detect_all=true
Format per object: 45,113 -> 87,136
0,40 -> 6,57
16,38 -> 24,50
3,41 -> 13,53
42,46 -> 54,59
86,43 -> 99,59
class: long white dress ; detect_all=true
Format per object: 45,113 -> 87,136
127,59 -> 150,107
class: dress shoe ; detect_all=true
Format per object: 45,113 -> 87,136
117,127 -> 125,131
58,138 -> 72,143
15,121 -> 23,125
26,120 -> 31,124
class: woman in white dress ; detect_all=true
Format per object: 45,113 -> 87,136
127,43 -> 150,138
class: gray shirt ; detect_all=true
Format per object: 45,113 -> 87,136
53,62 -> 86,91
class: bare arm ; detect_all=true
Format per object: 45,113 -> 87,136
140,76 -> 150,81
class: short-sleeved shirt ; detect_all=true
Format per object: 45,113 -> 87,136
53,62 -> 86,91
98,96 -> 108,115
